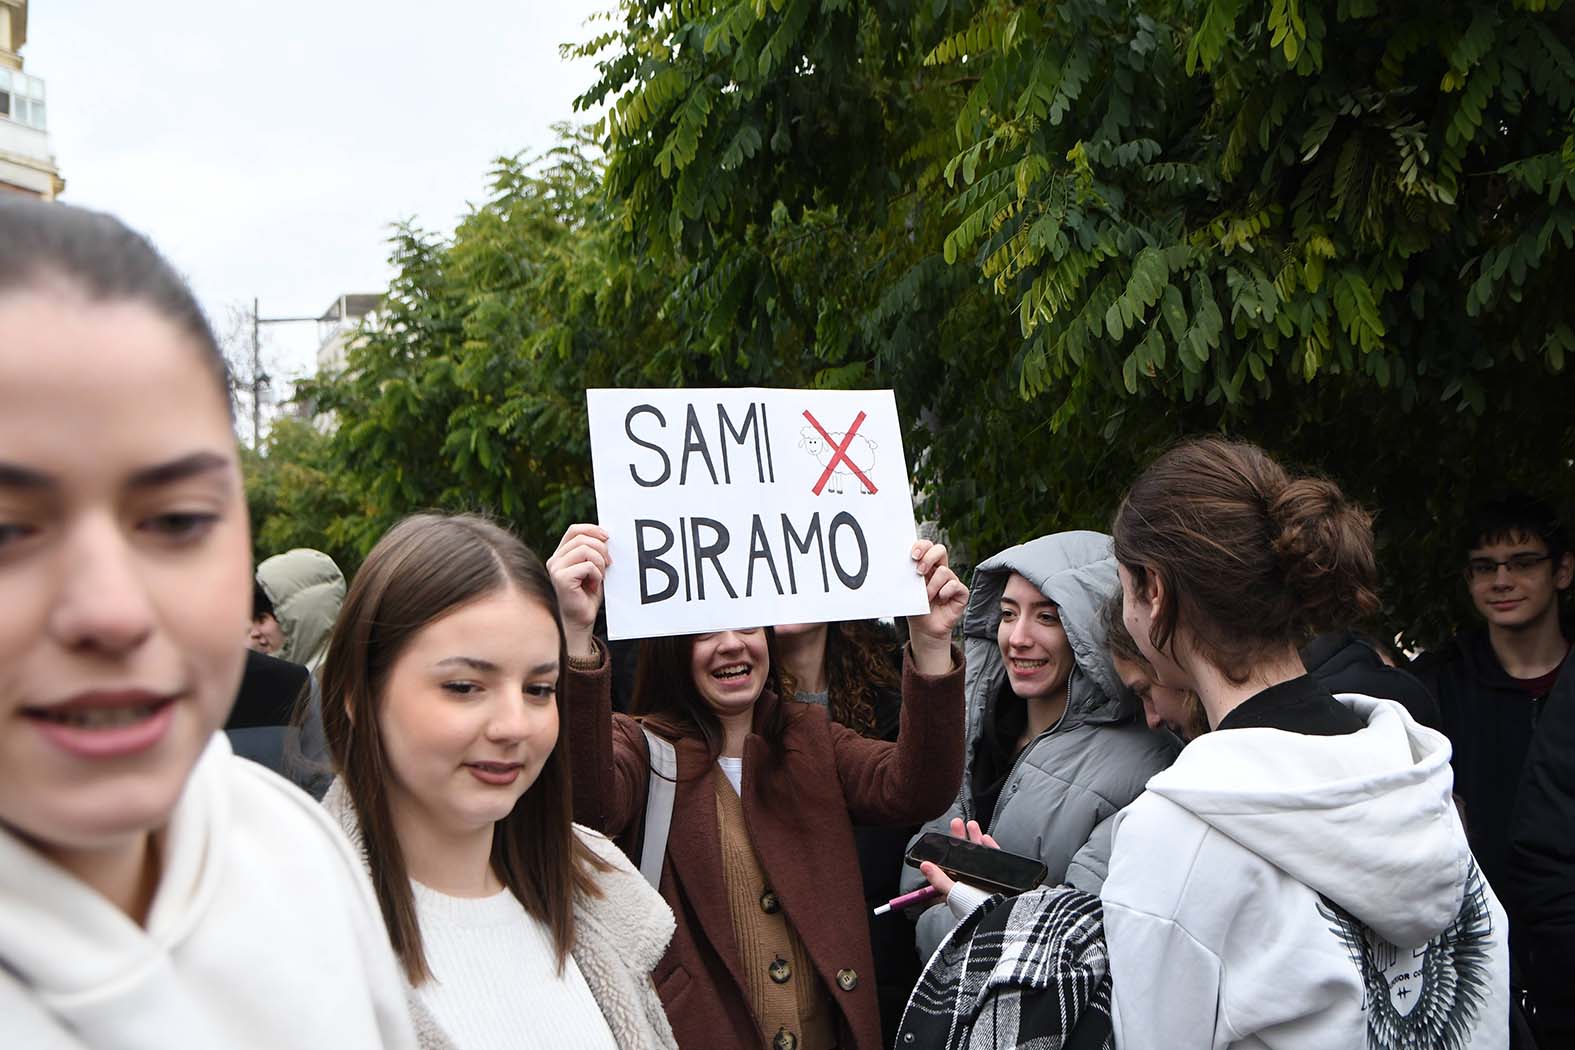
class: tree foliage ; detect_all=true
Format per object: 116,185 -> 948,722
242,417 -> 362,573
280,1 -> 1574,645
567,0 -> 1575,643
295,129 -> 689,557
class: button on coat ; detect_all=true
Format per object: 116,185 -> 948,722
567,645 -> 967,1050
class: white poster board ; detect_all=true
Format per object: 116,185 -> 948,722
586,388 -> 930,640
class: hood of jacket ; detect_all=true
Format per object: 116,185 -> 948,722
257,548 -> 345,671
1141,694 -> 1470,948
961,531 -> 1133,739
0,736 -> 232,1010
1300,630 -> 1382,678
0,735 -> 421,1049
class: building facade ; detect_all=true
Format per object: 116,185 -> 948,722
316,293 -> 383,374
0,0 -> 63,199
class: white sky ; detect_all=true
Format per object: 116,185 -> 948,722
25,0 -> 607,389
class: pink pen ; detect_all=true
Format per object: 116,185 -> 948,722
873,883 -> 942,916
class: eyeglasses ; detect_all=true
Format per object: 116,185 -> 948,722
1466,553 -> 1553,580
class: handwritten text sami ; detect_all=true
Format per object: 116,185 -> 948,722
620,401 -> 871,606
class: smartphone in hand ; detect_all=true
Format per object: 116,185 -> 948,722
904,831 -> 1049,896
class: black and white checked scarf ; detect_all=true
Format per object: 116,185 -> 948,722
893,886 -> 1114,1050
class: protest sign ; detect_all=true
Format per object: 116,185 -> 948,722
586,388 -> 931,639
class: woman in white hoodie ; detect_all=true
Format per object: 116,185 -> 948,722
317,513 -> 679,1050
1105,437 -> 1509,1049
0,199 -> 417,1047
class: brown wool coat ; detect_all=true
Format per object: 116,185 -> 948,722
567,645 -> 965,1050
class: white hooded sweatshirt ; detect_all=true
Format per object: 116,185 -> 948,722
1102,694 -> 1508,1050
0,735 -> 419,1049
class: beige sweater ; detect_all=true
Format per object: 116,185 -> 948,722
715,767 -> 835,1050
321,780 -> 679,1050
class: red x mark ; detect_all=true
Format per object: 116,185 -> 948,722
803,409 -> 878,496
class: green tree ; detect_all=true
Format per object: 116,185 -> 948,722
573,0 -> 1575,643
243,417 -> 362,574
299,129 -> 688,558
263,2 -> 1575,644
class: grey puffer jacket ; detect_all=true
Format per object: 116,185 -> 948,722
903,532 -> 1178,959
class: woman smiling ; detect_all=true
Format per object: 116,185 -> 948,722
549,522 -> 968,1050
899,531 -> 1178,960
318,514 -> 678,1050
0,200 -> 415,1048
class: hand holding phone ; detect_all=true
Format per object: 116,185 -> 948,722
905,821 -> 1048,897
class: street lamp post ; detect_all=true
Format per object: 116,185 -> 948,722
250,297 -> 318,448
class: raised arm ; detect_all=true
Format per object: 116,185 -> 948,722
549,524 -> 646,836
832,540 -> 968,826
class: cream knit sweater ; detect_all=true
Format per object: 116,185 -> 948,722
410,881 -> 616,1050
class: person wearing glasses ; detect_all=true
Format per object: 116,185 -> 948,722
1413,494 -> 1572,894
1413,492 -> 1572,1040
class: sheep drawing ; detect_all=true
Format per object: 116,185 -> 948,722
799,426 -> 879,495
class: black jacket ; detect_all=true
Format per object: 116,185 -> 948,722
1505,655 -> 1575,1044
1411,629 -> 1552,900
224,649 -> 331,798
1301,630 -> 1441,730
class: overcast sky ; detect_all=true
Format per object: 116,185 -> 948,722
26,0 -> 606,389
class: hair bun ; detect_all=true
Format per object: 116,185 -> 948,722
1268,478 -> 1379,628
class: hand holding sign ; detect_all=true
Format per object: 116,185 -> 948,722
547,523 -> 611,661
907,540 -> 967,675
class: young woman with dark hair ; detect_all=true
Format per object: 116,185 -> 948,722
899,532 -> 1177,959
317,513 -> 678,1050
549,523 -> 968,1050
775,620 -> 903,735
1101,437 -> 1509,1049
0,199 -> 417,1047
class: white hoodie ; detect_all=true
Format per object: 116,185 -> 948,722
0,735 -> 418,1049
1102,694 -> 1508,1050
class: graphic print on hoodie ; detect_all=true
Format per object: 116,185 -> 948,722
1101,694 -> 1509,1050
1316,867 -> 1495,1050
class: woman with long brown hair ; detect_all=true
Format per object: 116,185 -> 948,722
549,523 -> 968,1050
318,513 -> 678,1050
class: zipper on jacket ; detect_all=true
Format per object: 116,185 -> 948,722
990,729 -> 1050,832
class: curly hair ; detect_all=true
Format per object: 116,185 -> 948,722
823,620 -> 903,738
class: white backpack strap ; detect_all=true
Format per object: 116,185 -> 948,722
638,726 -> 678,890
